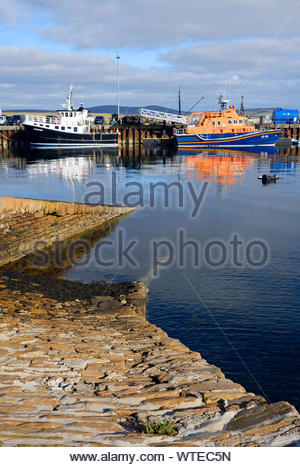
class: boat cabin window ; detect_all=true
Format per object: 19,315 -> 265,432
213,121 -> 216,126
70,113 -> 73,117
46,125 -> 49,127
228,119 -> 232,124
234,120 -> 237,124
67,126 -> 71,129
239,119 -> 243,123
55,125 -> 59,129
61,126 -> 65,130
65,112 -> 68,117
217,121 -> 221,126
74,127 -> 78,132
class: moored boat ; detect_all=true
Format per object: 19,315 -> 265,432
175,97 -> 282,149
24,87 -> 118,149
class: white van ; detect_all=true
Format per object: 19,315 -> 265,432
0,115 -> 8,125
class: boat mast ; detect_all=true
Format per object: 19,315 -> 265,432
66,86 -> 73,111
218,93 -> 230,110
240,95 -> 245,115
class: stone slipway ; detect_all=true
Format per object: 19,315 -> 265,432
0,197 -> 299,447
0,273 -> 299,447
0,196 -> 133,267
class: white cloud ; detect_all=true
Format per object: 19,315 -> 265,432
1,1 -> 300,108
1,42 -> 300,109
0,0 -> 28,28
0,47 -> 186,108
3,0 -> 300,49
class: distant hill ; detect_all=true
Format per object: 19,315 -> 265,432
88,104 -> 179,115
245,107 -> 278,117
2,105 -> 281,116
2,109 -> 55,113
2,104 -> 180,115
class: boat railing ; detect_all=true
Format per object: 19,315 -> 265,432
25,114 -> 60,124
25,115 -> 44,124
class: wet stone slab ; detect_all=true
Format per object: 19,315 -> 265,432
0,273 -> 299,447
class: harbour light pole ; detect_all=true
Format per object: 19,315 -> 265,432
116,54 -> 120,122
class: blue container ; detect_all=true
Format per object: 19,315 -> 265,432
272,109 -> 299,124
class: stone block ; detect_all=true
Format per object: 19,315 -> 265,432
226,401 -> 298,432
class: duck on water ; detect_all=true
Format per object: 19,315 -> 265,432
23,86 -> 118,149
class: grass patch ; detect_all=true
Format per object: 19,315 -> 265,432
141,420 -> 177,436
120,416 -> 179,436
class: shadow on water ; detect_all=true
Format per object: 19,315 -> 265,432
3,213 -> 131,279
0,213 -> 134,302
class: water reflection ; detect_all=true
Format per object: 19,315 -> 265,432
27,156 -> 95,182
1,145 -> 299,186
6,214 -> 128,278
1,144 -> 300,203
177,145 -> 279,157
187,153 -> 254,183
1,144 -> 300,410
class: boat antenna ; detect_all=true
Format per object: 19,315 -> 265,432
225,80 -> 231,101
186,96 -> 204,114
61,85 -> 73,110
67,85 -> 73,110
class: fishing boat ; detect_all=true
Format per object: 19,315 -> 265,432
175,96 -> 282,149
24,87 -> 118,149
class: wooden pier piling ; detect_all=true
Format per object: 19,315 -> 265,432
118,122 -> 174,146
4,120 -> 300,150
0,125 -> 28,150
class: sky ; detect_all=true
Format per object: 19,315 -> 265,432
1,0 -> 300,110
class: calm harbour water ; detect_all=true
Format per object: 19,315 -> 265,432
1,145 -> 300,410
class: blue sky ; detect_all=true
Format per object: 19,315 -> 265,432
1,0 -> 300,110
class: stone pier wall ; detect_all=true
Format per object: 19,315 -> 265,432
0,197 -> 299,447
0,195 -> 129,216
0,275 -> 299,447
0,196 -> 134,267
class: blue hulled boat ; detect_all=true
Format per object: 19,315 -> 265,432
175,99 -> 282,149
